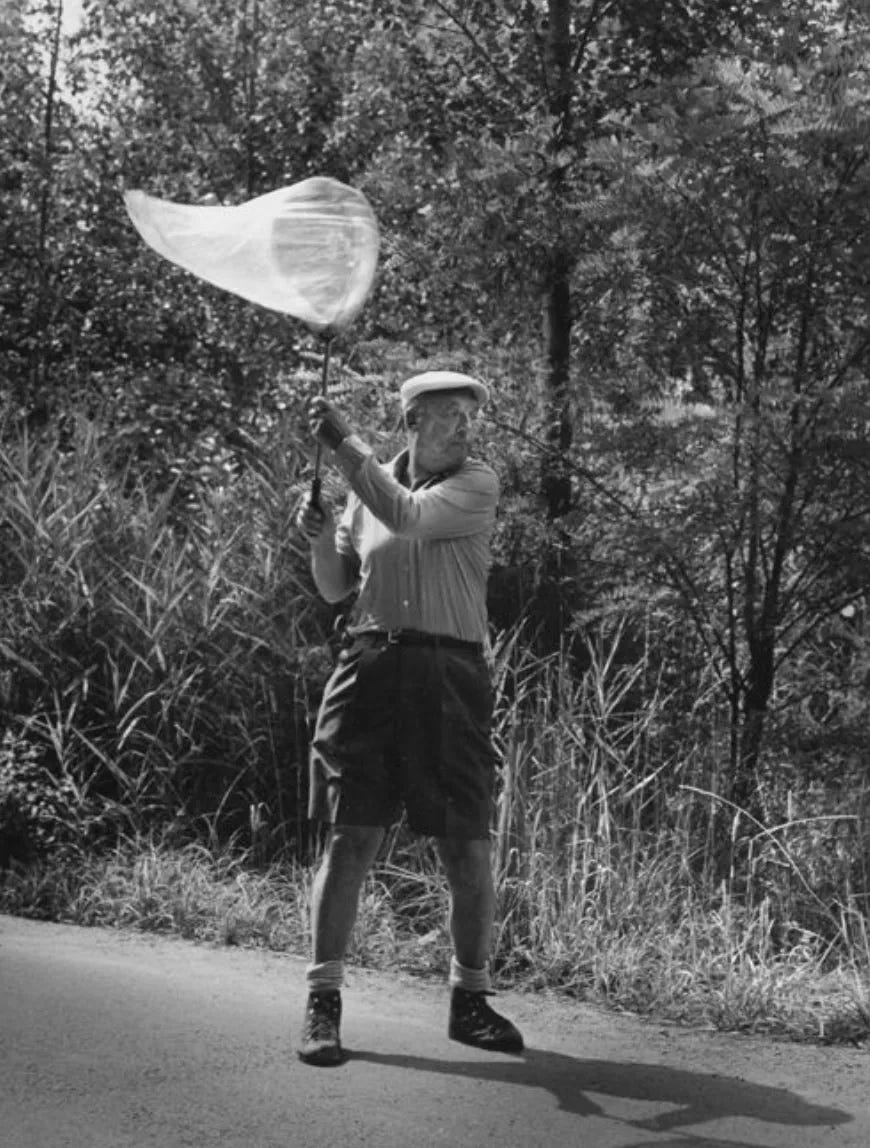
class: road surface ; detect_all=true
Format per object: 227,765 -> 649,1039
1,914 -> 867,1147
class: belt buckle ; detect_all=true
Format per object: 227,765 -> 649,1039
386,629 -> 402,645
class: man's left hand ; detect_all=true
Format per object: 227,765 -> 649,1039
308,397 -> 353,451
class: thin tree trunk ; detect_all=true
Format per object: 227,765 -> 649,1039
735,642 -> 774,811
27,0 -> 64,415
242,0 -> 259,196
541,0 -> 574,521
542,252 -> 574,518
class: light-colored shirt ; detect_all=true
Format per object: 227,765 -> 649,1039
331,435 -> 498,642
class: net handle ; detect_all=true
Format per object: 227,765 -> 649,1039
311,336 -> 333,507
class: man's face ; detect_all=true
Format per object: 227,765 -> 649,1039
410,392 -> 481,474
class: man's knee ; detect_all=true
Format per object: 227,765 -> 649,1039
437,837 -> 492,894
325,824 -> 385,872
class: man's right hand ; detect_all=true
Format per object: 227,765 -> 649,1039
296,491 -> 332,541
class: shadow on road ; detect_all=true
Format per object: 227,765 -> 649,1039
350,1046 -> 850,1145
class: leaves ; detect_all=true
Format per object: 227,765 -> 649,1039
3,0 -> 870,818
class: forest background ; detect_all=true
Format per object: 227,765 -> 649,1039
3,0 -> 870,1043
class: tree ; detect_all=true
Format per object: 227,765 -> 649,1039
584,23 -> 870,807
0,0 -> 77,421
2,1 -> 391,488
325,4 -> 782,512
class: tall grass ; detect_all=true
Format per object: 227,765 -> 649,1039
0,417 -> 330,860
2,419 -> 869,1042
354,622 -> 870,1038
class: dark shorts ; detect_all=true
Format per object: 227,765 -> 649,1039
309,634 -> 497,840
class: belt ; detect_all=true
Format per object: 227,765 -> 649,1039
352,628 -> 483,653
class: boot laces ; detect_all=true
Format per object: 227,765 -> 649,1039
305,992 -> 340,1041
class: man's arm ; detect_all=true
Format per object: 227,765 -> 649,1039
304,394 -> 497,539
333,436 -> 498,540
311,528 -> 359,603
296,494 -> 359,603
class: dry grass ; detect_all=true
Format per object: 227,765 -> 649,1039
1,837 -> 310,951
4,826 -> 868,1044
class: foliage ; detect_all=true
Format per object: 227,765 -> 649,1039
0,730 -> 97,863
2,633 -> 868,1044
547,26 -> 870,798
2,0 -> 870,994
0,420 -> 332,859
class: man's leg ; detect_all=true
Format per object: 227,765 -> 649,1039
436,836 -> 523,1053
435,836 -> 496,973
311,823 -> 385,964
299,823 -> 384,1066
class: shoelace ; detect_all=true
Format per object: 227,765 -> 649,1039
305,995 -> 340,1041
459,994 -> 505,1036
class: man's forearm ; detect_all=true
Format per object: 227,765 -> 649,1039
333,435 -> 496,539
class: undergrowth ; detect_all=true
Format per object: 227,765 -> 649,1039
2,420 -> 870,1047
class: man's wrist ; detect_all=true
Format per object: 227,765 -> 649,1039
321,425 -> 347,452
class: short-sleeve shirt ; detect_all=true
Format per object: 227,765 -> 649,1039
332,438 -> 498,643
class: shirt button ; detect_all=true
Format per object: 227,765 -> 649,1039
402,600 -> 409,608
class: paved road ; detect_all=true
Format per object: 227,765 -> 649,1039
1,915 -> 868,1147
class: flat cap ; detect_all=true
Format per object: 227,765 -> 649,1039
399,371 -> 489,411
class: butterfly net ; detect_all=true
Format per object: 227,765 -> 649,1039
124,177 -> 379,334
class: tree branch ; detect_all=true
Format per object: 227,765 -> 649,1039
428,0 -> 530,102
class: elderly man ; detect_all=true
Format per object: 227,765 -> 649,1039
294,370 -> 523,1066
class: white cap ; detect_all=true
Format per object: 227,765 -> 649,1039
399,371 -> 489,411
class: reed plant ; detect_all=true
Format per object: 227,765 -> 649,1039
484,622 -> 869,1035
0,416 -> 330,861
2,417 -> 869,1041
346,619 -> 870,1039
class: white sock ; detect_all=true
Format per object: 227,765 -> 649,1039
449,956 -> 492,994
306,959 -> 344,993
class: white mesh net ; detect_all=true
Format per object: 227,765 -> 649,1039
124,177 -> 380,334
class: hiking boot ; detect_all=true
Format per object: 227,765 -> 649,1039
297,990 -> 344,1066
448,987 -> 524,1054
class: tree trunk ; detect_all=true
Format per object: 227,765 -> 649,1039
541,252 -> 574,518
541,0 -> 574,521
241,0 -> 259,196
27,0 -> 64,418
734,635 -> 775,817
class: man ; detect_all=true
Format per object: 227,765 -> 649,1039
294,369 -> 523,1066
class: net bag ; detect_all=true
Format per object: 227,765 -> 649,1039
123,177 -> 380,334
